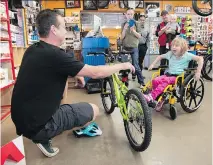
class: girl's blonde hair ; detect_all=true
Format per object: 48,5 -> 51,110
171,37 -> 188,54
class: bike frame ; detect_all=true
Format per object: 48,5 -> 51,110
111,72 -> 144,121
111,73 -> 129,120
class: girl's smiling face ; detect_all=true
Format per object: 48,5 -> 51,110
170,37 -> 188,57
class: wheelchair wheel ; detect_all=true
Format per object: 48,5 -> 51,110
170,105 -> 177,120
101,77 -> 116,114
203,55 -> 212,81
180,74 -> 204,113
124,89 -> 152,152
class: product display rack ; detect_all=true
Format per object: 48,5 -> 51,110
0,1 -> 16,121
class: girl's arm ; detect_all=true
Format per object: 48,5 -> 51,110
192,55 -> 204,80
148,55 -> 165,70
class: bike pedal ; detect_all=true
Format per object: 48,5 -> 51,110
148,102 -> 157,108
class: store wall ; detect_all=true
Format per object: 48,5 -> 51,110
41,0 -> 194,16
41,0 -> 194,48
161,1 -> 193,12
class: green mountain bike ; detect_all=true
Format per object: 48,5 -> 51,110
100,52 -> 152,152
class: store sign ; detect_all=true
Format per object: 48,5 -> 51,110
174,6 -> 191,13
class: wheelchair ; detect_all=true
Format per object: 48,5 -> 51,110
141,60 -> 205,120
192,41 -> 212,81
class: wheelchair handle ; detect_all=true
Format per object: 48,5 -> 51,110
194,41 -> 208,50
184,68 -> 197,72
159,65 -> 169,69
195,41 -> 204,46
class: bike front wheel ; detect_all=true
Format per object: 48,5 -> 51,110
124,89 -> 152,152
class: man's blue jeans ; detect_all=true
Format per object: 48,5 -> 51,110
131,48 -> 144,84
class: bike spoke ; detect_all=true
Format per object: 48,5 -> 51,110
193,98 -> 198,107
196,93 -> 202,97
189,97 -> 193,107
196,85 -> 202,91
129,102 -> 141,115
193,81 -> 197,89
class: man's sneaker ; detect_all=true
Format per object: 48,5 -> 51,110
36,140 -> 59,157
132,74 -> 136,80
140,82 -> 145,88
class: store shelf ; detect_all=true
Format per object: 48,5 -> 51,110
0,80 -> 15,90
1,1 -> 16,123
0,26 -> 8,32
0,58 -> 11,62
29,39 -> 39,42
0,37 -> 11,41
1,106 -> 11,121
12,45 -> 26,48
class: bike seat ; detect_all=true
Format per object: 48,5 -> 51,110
119,69 -> 131,73
159,65 -> 169,69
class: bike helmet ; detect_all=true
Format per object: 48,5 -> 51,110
73,122 -> 102,137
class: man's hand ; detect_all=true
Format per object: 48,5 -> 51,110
195,72 -> 201,81
75,76 -> 85,88
123,62 -> 135,73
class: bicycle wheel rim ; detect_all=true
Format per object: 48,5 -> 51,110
192,0 -> 212,16
126,94 -> 145,145
124,89 -> 152,152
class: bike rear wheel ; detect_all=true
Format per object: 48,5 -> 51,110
124,89 -> 152,152
101,77 -> 116,114
192,0 -> 212,16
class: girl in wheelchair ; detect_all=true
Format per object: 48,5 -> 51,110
144,37 -> 203,111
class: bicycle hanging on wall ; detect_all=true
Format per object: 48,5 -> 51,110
192,0 -> 212,16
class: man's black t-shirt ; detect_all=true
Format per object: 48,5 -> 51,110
11,41 -> 85,138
